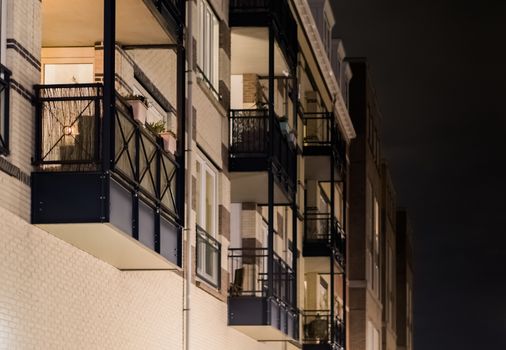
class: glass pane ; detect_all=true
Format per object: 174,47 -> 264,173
205,170 -> 214,233
44,63 -> 94,84
196,162 -> 202,226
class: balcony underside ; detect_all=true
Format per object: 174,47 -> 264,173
229,171 -> 292,205
228,296 -> 299,342
304,153 -> 343,182
32,172 -> 180,270
42,0 -> 179,47
231,27 -> 289,76
303,344 -> 333,350
303,256 -> 344,275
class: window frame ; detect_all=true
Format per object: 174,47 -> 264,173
197,0 -> 220,97
195,152 -> 220,287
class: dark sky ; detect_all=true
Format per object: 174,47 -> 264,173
333,0 -> 506,349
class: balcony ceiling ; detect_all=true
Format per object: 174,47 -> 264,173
231,28 -> 288,76
42,0 -> 175,47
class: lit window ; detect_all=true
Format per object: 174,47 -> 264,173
198,0 -> 219,91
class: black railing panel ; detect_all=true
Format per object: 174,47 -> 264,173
304,209 -> 346,266
229,248 -> 268,298
303,112 -> 333,147
229,108 -> 296,192
34,84 -> 103,171
229,109 -> 268,155
302,310 -> 345,348
33,84 -> 180,221
0,64 -> 12,155
160,152 -> 178,215
196,225 -> 221,288
228,248 -> 296,308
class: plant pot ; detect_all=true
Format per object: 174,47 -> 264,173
279,120 -> 290,135
160,132 -> 177,154
288,130 -> 297,148
127,99 -> 148,124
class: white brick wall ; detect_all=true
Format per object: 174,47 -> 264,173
0,206 -> 287,350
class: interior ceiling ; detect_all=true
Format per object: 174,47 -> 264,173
231,27 -> 288,76
42,0 -> 174,47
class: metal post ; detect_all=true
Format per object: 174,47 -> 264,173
342,146 -> 348,349
291,59 -> 299,339
176,0 -> 186,265
267,24 -> 275,304
330,117 -> 336,344
103,0 -> 115,172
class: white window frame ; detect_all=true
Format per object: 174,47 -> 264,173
197,0 -> 219,90
195,153 -> 219,285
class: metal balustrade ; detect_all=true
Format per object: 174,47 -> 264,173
229,109 -> 296,192
34,83 -> 179,220
228,247 -> 296,308
302,310 -> 345,349
196,225 -> 221,288
304,210 -> 346,267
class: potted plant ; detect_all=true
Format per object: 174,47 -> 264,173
145,120 -> 177,154
124,94 -> 149,124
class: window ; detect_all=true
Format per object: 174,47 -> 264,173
0,0 -> 10,155
373,197 -> 380,295
197,0 -> 219,90
196,154 -> 220,287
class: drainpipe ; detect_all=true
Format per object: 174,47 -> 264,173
183,1 -> 193,350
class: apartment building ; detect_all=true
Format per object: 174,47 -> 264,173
347,58 -> 385,350
396,210 -> 414,350
381,163 -> 397,350
0,0 -> 358,349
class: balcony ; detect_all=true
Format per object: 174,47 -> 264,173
229,0 -> 297,66
228,248 -> 299,342
196,225 -> 221,288
228,109 -> 296,204
31,84 -> 181,270
302,310 -> 345,350
303,112 -> 346,182
303,211 -> 346,270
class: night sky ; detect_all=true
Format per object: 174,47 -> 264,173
332,0 -> 506,349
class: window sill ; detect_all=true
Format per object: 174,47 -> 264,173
195,77 -> 227,117
195,278 -> 227,303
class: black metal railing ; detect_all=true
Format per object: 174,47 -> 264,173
303,112 -> 333,147
34,84 -> 179,219
0,64 -> 12,155
229,109 -> 296,189
302,310 -> 345,349
196,225 -> 221,288
229,109 -> 268,155
228,247 -> 296,308
303,112 -> 346,162
34,84 -> 103,171
304,210 -> 346,266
